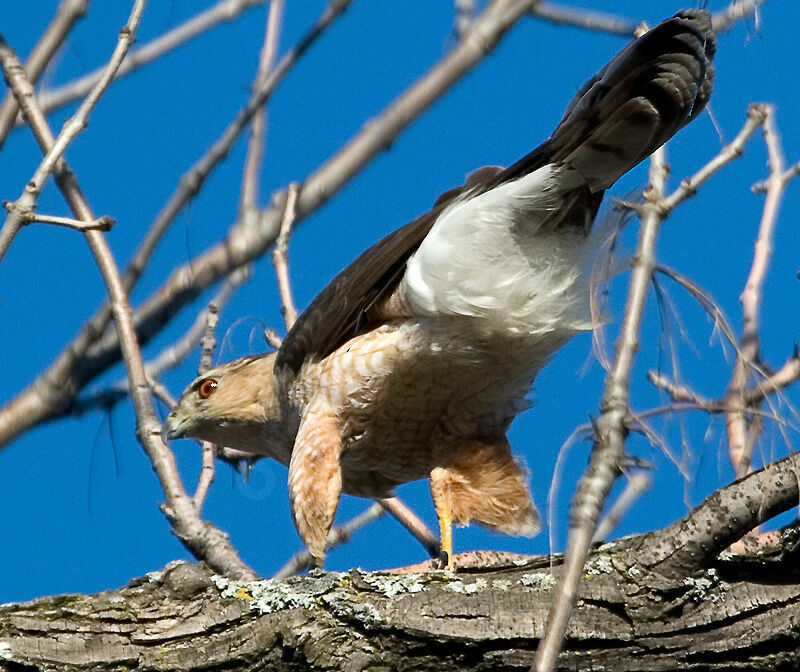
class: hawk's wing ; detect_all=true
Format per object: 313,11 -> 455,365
275,10 -> 715,376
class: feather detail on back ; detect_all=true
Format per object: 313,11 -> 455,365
404,164 -> 598,333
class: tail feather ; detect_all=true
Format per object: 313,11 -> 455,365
554,13 -> 712,190
503,11 -> 715,193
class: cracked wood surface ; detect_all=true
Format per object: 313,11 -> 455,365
2,539 -> 800,672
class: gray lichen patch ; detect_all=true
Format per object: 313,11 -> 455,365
683,568 -> 729,603
443,577 -> 487,594
354,572 -> 494,597
213,571 -> 345,614
585,553 -> 615,576
355,572 -> 448,598
519,572 -> 557,589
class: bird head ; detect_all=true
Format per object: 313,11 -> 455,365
161,352 -> 291,462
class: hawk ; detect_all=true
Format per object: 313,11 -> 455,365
163,11 -> 716,569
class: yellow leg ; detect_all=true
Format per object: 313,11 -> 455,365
438,502 -> 454,571
430,466 -> 456,571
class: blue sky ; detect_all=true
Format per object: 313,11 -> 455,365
0,0 -> 797,603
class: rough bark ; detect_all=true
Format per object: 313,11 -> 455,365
2,532 -> 799,672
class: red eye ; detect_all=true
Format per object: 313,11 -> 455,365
198,379 -> 217,399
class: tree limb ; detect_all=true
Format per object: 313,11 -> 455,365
2,539 -> 800,672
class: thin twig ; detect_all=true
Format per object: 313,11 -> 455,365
378,497 -> 441,559
726,106 -> 785,478
633,402 -> 795,431
191,298 -> 224,510
272,182 -> 300,330
273,502 -> 386,579
264,327 -> 283,350
653,263 -> 739,352
0,0 -> 89,146
30,10 -> 145,195
0,5 -> 143,263
193,441 -> 216,511
532,2 -> 636,36
149,379 -> 176,410
1,204 -> 114,232
659,103 -> 767,215
753,158 -> 800,193
647,371 -> 711,406
593,471 -> 652,542
198,303 -> 220,377
239,0 -> 285,218
453,0 -> 475,39
15,0 -> 266,126
712,0 -> 765,32
535,146 -> 669,672
744,353 -> 800,405
148,267 -> 250,379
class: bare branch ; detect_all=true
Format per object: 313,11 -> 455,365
0,2 -> 143,262
198,303 -> 220,377
535,146 -> 670,672
726,106 -> 786,478
18,0 -> 266,126
712,0 -> 765,32
273,502 -> 386,579
191,297 -> 224,511
1,203 -> 113,232
264,327 -> 283,350
532,3 -> 637,36
272,182 -> 300,330
647,370 -> 711,406
0,0 -> 89,146
744,352 -> 800,405
378,497 -> 441,559
239,0 -> 284,218
593,471 -> 652,542
660,103 -> 767,215
193,441 -> 216,511
453,0 -> 475,39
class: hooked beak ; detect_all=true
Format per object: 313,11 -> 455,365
161,411 -> 186,443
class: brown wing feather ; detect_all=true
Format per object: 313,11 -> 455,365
275,11 -> 714,376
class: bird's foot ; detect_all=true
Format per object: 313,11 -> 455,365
433,550 -> 456,572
